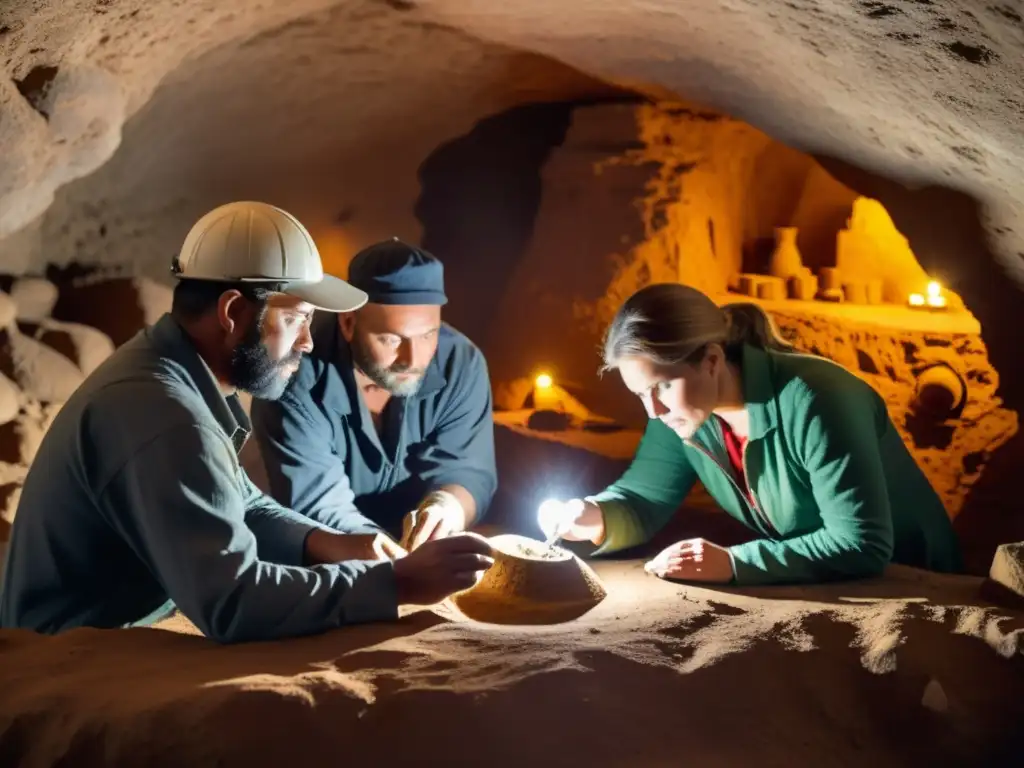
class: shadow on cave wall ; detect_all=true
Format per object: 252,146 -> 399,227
415,95 -> 645,345
810,155 -> 1024,573
415,105 -> 1021,572
415,102 -> 576,342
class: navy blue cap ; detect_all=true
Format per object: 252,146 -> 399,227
346,238 -> 448,306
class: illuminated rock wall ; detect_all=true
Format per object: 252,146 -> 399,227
768,310 -> 1016,518
491,101 -> 1017,520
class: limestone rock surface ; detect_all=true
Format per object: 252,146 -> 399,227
0,0 -> 1021,283
990,542 -> 1024,600
9,277 -> 59,320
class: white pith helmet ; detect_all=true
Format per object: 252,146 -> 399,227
173,201 -> 367,313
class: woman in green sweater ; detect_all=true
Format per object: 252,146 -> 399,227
539,283 -> 962,585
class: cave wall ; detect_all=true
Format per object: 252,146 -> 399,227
767,311 -> 1016,519
0,1 -> 621,278
476,103 -> 662,414
428,98 -> 1016,539
0,277 -> 172,532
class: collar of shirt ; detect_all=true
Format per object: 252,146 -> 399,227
309,312 -> 448,419
148,314 -> 251,452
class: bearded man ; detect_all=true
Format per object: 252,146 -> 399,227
250,239 -> 497,552
0,204 -> 493,642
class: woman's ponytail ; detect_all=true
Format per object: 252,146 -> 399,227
721,302 -> 794,352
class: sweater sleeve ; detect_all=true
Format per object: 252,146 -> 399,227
728,381 -> 895,585
589,418 -> 698,555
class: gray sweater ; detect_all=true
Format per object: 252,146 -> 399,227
0,314 -> 397,642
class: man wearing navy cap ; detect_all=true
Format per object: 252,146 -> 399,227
250,239 -> 497,551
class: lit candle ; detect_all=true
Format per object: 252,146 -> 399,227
925,281 -> 947,308
909,281 -> 948,310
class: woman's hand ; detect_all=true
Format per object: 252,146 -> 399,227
644,538 -> 734,583
537,499 -> 606,544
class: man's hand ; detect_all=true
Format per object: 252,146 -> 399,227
401,490 -> 466,551
393,533 -> 495,605
644,538 -> 734,584
306,529 -> 406,565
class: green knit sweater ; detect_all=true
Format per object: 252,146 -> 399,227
589,344 -> 962,585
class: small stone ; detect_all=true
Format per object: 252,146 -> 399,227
0,292 -> 15,329
10,277 -> 58,320
19,319 -> 115,376
1,327 -> 83,404
989,542 -> 1024,600
921,678 -> 948,713
0,372 -> 19,426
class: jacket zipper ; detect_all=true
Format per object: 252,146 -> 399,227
684,438 -> 779,539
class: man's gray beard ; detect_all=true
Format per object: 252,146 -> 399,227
372,367 -> 422,397
351,336 -> 424,397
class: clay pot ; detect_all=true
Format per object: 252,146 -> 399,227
756,276 -> 786,301
451,534 -> 607,625
843,280 -> 868,304
819,267 -> 843,292
737,274 -> 761,297
768,227 -> 804,279
787,273 -> 818,301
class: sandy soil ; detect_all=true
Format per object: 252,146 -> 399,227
0,553 -> 1021,767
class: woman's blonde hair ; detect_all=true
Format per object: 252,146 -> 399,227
601,283 -> 793,372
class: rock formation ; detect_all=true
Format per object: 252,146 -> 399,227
988,542 -> 1024,604
1,559 -> 1021,766
765,310 -> 1016,517
0,275 -> 164,531
0,3 -> 1022,759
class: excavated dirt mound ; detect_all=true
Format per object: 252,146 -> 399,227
451,534 -> 607,625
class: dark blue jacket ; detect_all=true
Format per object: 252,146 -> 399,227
0,315 -> 397,641
250,314 -> 497,539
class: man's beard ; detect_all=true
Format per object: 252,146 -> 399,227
350,334 -> 425,397
229,319 -> 301,401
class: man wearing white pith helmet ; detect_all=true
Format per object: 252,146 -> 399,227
0,201 -> 494,643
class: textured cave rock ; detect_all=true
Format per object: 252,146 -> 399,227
1,0 -> 1023,275
0,0 -> 621,277
0,279 -> 121,529
987,542 -> 1024,604
0,0 -> 1021,568
766,310 -> 1016,518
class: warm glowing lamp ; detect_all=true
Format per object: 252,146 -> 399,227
909,280 -> 947,310
925,280 -> 947,309
532,372 -> 560,411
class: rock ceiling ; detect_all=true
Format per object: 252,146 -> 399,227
0,0 -> 1021,285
